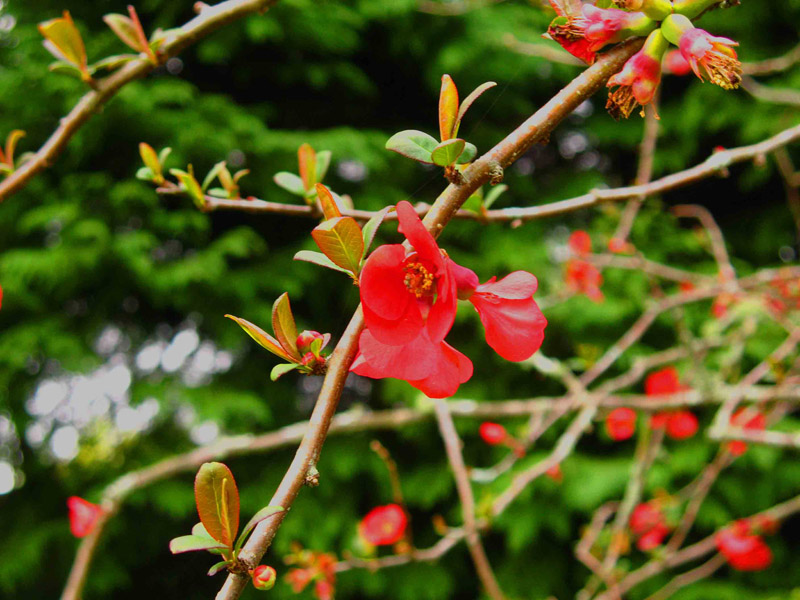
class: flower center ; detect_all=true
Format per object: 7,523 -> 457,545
703,49 -> 742,90
403,261 -> 435,298
606,85 -> 640,120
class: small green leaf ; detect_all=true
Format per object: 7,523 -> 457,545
38,11 -> 87,71
136,166 -> 154,181
170,167 -> 205,209
315,183 -> 342,221
207,561 -> 230,576
4,130 -> 25,167
431,138 -> 466,167
361,207 -> 391,259
454,81 -> 497,137
456,142 -> 477,165
158,147 -> 172,166
274,172 -> 306,196
272,293 -> 299,360
225,315 -> 296,363
311,217 -> 364,275
202,161 -> 227,192
103,14 -> 141,51
194,462 -> 240,548
294,250 -> 356,276
316,150 -> 332,183
271,362 -> 300,381
192,522 -> 216,540
439,74 -> 460,141
235,505 -> 284,551
48,61 -> 84,78
139,143 -> 160,177
385,130 -> 439,164
169,535 -> 228,555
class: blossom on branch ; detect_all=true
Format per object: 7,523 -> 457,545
565,259 -> 604,302
606,407 -> 637,441
359,504 -> 408,546
67,496 -> 103,538
726,408 -> 766,457
251,565 -> 277,591
716,520 -> 773,571
479,422 -> 507,445
606,29 -> 667,119
630,501 -> 672,551
645,367 -> 699,440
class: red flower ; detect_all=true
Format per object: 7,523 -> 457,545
252,565 -> 277,591
67,496 -> 103,538
547,3 -> 652,65
453,264 -> 547,362
665,411 -> 699,440
606,407 -> 636,441
630,501 -> 671,551
716,520 -> 773,571
359,504 -> 408,546
314,579 -> 334,600
286,568 -> 313,593
645,367 -> 682,395
565,259 -> 604,302
663,49 -> 691,76
546,463 -> 563,483
606,38 -> 664,120
678,28 -> 742,90
726,408 -> 766,457
479,422 -> 507,445
569,230 -> 592,255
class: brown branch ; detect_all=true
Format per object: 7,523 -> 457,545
644,554 -> 726,600
743,42 -> 800,75
0,0 -> 281,203
585,253 -> 712,284
672,204 -> 736,282
214,38 -> 645,600
434,399 -> 506,600
741,76 -> 800,107
774,147 -> 800,236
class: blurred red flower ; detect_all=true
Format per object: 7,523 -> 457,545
606,407 -> 636,441
359,504 -> 408,546
67,496 -> 103,538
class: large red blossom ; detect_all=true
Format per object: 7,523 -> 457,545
67,496 -> 103,538
359,504 -> 408,546
453,263 -> 547,362
716,520 -> 773,571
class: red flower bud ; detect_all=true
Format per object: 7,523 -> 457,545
286,568 -> 313,593
479,422 -> 507,445
546,463 -> 563,483
631,501 -> 671,551
252,565 -> 277,591
716,521 -> 773,571
606,30 -> 667,120
359,504 -> 407,546
606,408 -> 637,441
67,496 -> 104,538
568,230 -> 592,255
296,330 -> 325,354
665,411 -> 699,440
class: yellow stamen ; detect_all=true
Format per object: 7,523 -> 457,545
403,262 -> 435,298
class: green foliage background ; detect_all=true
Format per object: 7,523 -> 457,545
0,0 -> 798,598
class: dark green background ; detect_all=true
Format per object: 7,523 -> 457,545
0,0 -> 799,598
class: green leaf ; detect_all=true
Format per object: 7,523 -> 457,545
169,168 -> 205,209
194,462 -> 240,548
192,522 -> 216,540
431,138 -> 466,167
158,147 -> 172,166
4,130 -> 25,167
483,184 -> 508,209
273,172 -> 306,196
361,207 -> 391,259
385,130 -> 439,164
169,535 -> 228,555
103,14 -> 141,51
294,250 -> 356,276
202,161 -> 227,192
207,561 -> 230,576
272,293 -> 299,360
454,81 -> 497,136
271,362 -> 300,381
48,61 -> 84,79
136,166 -> 154,182
139,143 -> 160,176
311,217 -> 364,275
235,505 -> 284,551
315,183 -> 342,221
224,314 -> 296,362
316,150 -> 332,183
38,11 -> 87,70
456,141 -> 477,165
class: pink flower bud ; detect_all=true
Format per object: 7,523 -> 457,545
296,330 -> 325,354
252,565 -> 277,590
479,422 -> 507,445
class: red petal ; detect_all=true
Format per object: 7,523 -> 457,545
476,271 -> 539,299
396,201 -> 442,269
425,264 -> 457,343
407,341 -> 473,398
353,328 -> 440,381
470,291 -> 546,362
360,244 -> 413,321
450,260 -> 479,299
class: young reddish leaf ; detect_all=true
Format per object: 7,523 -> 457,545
194,462 -> 240,549
453,81 -> 497,137
431,138 -> 466,167
272,293 -> 300,360
103,13 -> 141,51
207,561 -> 230,576
455,141 -> 477,165
274,172 -> 306,196
202,161 -> 227,192
311,217 -> 364,276
294,250 -> 357,276
169,535 -> 229,554
235,505 -> 284,551
139,143 -> 161,180
316,150 -> 332,183
38,11 -> 88,75
225,314 -> 296,363
361,206 -> 391,259
385,130 -> 438,164
438,74 -> 459,141
2,130 -> 25,168
169,167 -> 205,209
297,143 -> 317,191
315,183 -> 342,221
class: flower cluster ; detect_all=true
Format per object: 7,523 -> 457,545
565,230 -> 603,302
646,367 -> 699,440
351,201 -> 547,398
630,500 -> 673,551
284,546 -> 337,600
546,1 -> 743,119
716,519 -> 773,571
358,504 -> 408,546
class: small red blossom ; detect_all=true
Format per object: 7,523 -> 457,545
665,410 -> 699,440
314,579 -> 334,600
286,568 -> 313,593
678,28 -> 742,90
565,259 -> 604,302
252,565 -> 277,591
606,44 -> 663,119
645,367 -> 682,395
726,408 -> 766,457
712,293 -> 734,319
630,501 -> 671,551
679,280 -> 695,293
716,520 -> 773,571
359,504 -> 408,546
67,496 -> 103,538
547,3 -> 651,65
296,330 -> 325,354
479,422 -> 507,445
663,49 -> 692,76
546,463 -> 563,483
606,407 -> 637,441
569,230 -> 592,255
